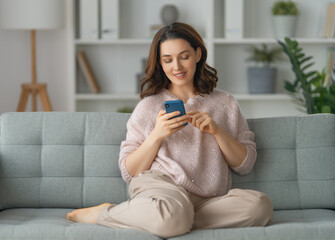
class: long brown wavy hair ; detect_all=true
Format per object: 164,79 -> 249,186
140,22 -> 218,99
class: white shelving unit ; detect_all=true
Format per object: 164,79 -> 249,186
71,0 -> 335,118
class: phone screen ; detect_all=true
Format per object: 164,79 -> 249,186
164,100 -> 187,126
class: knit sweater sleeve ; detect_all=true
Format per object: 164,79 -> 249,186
230,102 -> 257,176
118,101 -> 149,183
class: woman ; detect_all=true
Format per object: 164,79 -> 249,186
67,22 -> 273,238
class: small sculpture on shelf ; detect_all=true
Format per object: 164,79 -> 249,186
150,5 -> 179,38
161,5 -> 179,25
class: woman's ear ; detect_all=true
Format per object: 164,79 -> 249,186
196,47 -> 202,63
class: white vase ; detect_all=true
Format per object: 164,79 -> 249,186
272,15 -> 297,39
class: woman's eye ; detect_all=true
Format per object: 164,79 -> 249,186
181,55 -> 189,60
164,60 -> 172,63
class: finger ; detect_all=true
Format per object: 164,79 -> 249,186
187,111 -> 198,116
191,113 -> 205,126
169,118 -> 189,129
158,109 -> 166,116
170,123 -> 187,133
190,113 -> 200,125
191,112 -> 205,120
195,115 -> 207,128
167,115 -> 189,128
200,118 -> 211,131
170,114 -> 190,123
156,110 -> 167,122
164,111 -> 181,119
186,111 -> 196,122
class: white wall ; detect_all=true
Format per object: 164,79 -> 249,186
0,1 -> 72,114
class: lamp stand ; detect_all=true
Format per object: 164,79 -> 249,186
17,30 -> 52,112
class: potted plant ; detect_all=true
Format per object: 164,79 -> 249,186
246,44 -> 283,94
272,0 -> 299,39
278,37 -> 335,114
117,106 -> 134,113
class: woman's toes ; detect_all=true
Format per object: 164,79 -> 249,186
66,212 -> 75,221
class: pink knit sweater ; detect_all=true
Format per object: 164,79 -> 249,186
119,89 -> 256,198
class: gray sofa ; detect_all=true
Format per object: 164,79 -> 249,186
0,112 -> 334,240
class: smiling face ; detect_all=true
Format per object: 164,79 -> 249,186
160,38 -> 201,90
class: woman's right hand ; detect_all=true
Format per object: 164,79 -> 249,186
151,110 -> 190,141
124,110 -> 189,177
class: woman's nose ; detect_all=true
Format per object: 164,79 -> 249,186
173,60 -> 182,71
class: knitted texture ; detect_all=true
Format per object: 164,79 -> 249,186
119,89 -> 256,198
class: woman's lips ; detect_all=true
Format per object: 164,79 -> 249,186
174,72 -> 186,79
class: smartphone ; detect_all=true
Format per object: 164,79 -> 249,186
164,100 -> 188,126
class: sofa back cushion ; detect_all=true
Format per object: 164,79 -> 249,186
0,112 -> 131,210
1,112 -> 334,211
233,114 -> 335,210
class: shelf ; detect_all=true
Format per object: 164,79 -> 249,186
74,38 -> 210,46
214,38 -> 335,45
71,0 -> 325,117
74,38 -> 335,45
74,39 -> 153,45
233,93 -> 291,101
75,93 -> 140,100
75,93 -> 290,102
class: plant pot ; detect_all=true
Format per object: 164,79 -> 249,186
272,15 -> 297,39
247,67 -> 277,94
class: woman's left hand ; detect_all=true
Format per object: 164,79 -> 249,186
187,111 -> 219,135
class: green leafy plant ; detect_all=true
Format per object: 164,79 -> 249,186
278,37 -> 335,114
117,106 -> 134,113
272,1 -> 299,15
246,44 -> 283,67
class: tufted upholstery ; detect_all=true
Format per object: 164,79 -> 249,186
0,208 -> 161,240
0,112 -> 335,240
0,112 -> 131,210
232,114 -> 335,210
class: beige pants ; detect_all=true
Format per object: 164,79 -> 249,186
97,170 -> 273,238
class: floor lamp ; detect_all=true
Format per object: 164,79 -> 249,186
0,0 -> 64,112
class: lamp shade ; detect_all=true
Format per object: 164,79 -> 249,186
0,0 -> 64,30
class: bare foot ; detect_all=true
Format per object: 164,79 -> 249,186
66,203 -> 112,224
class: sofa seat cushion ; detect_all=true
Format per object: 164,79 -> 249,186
0,208 -> 162,240
170,209 -> 335,240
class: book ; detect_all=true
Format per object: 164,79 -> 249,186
224,0 -> 244,39
77,51 -> 100,93
326,47 -> 335,85
79,0 -> 99,39
321,3 -> 335,38
101,0 -> 119,39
